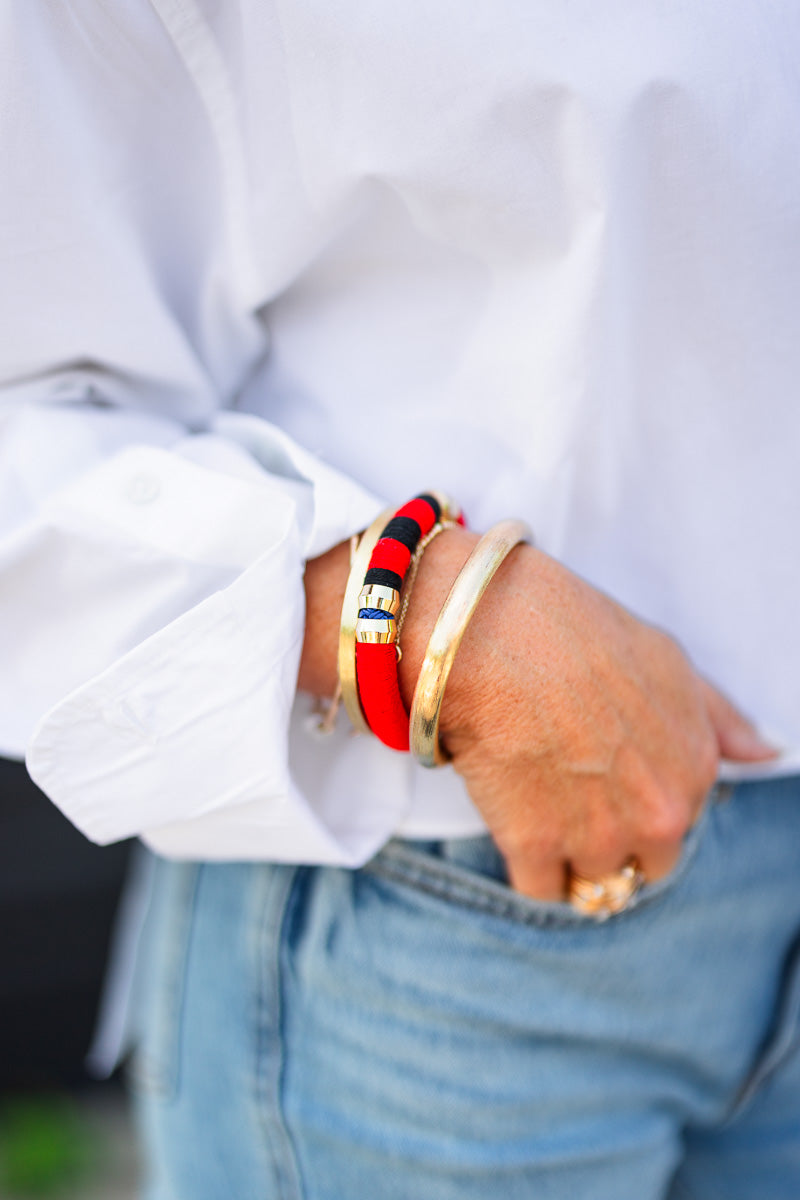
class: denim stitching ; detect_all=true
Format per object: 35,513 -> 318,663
366,800 -> 714,931
255,864 -> 306,1200
723,928 -> 800,1125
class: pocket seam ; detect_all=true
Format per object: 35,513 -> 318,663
366,800 -> 715,931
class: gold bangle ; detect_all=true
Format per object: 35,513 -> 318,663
337,507 -> 395,735
409,519 -> 531,767
395,520 -> 454,641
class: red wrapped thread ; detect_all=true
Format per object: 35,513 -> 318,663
355,493 -> 459,750
355,642 -> 411,751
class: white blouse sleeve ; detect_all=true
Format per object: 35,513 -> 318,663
1,396 -> 382,859
0,3 -> 414,865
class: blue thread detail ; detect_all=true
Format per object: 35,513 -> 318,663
358,608 -> 395,621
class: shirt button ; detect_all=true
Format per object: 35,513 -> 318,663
125,473 -> 161,505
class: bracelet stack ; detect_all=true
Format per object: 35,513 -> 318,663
338,492 -> 530,763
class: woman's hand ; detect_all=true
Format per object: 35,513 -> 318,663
300,525 -> 776,902
398,528 -> 776,901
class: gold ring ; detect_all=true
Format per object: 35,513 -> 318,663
567,857 -> 644,919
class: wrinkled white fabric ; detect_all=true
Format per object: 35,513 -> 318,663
2,1 -> 799,863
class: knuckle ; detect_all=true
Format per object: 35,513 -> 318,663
496,822 -> 559,865
651,627 -> 686,671
586,812 -> 627,863
523,826 -> 564,864
696,736 -> 720,794
639,789 -> 692,847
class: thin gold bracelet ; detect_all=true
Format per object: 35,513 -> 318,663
409,519 -> 531,767
395,519 -> 455,643
337,506 -> 395,735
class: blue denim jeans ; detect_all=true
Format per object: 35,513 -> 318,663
133,777 -> 800,1199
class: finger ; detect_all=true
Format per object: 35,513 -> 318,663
700,679 -> 778,762
505,855 -> 568,901
634,842 -> 682,884
569,838 -> 681,888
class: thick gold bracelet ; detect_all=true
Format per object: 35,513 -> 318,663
409,518 -> 531,767
337,507 -> 395,735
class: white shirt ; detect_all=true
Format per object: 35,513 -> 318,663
3,0 -> 799,865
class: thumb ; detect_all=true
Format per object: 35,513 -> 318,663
700,679 -> 779,762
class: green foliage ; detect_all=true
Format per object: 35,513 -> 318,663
0,1095 -> 93,1197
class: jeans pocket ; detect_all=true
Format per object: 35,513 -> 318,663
129,858 -> 200,1100
368,784 -> 725,932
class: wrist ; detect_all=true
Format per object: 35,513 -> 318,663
300,519 -> 533,757
298,538 -> 352,698
401,530 -> 539,756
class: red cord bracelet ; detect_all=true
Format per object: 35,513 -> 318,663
355,492 -> 462,751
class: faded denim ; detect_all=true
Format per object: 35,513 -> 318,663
133,777 -> 800,1199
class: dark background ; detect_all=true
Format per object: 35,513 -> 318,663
0,759 -> 130,1091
